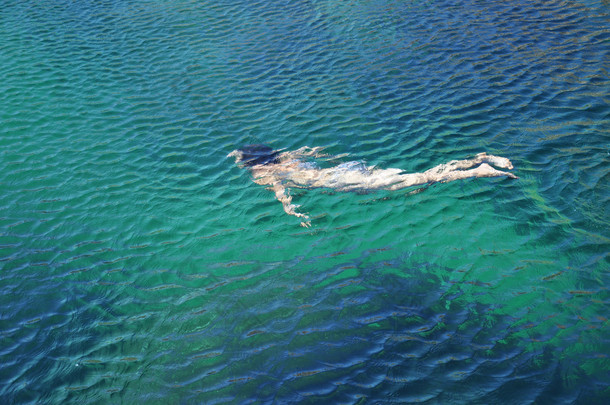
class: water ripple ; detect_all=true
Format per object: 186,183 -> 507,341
1,0 -> 609,403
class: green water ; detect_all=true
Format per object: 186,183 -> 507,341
1,0 -> 608,403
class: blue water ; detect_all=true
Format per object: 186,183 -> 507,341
1,0 -> 608,403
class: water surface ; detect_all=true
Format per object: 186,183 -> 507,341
1,0 -> 608,403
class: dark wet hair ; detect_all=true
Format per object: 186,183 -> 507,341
238,144 -> 280,167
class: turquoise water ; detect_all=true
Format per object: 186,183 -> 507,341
1,0 -> 608,402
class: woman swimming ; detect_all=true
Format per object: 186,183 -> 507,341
228,145 -> 517,227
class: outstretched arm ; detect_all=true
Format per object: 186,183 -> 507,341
281,146 -> 350,162
271,182 -> 311,227
291,146 -> 324,157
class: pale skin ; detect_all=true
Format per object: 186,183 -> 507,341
229,146 -> 517,227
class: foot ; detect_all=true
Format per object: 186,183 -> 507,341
477,163 -> 518,179
476,153 -> 514,170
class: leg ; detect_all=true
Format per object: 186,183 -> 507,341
424,153 -> 513,176
385,159 -> 517,190
437,163 -> 518,183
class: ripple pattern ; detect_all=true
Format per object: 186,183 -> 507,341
0,0 -> 608,403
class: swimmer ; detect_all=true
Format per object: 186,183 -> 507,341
228,144 -> 517,227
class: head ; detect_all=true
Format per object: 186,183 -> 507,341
228,144 -> 280,167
